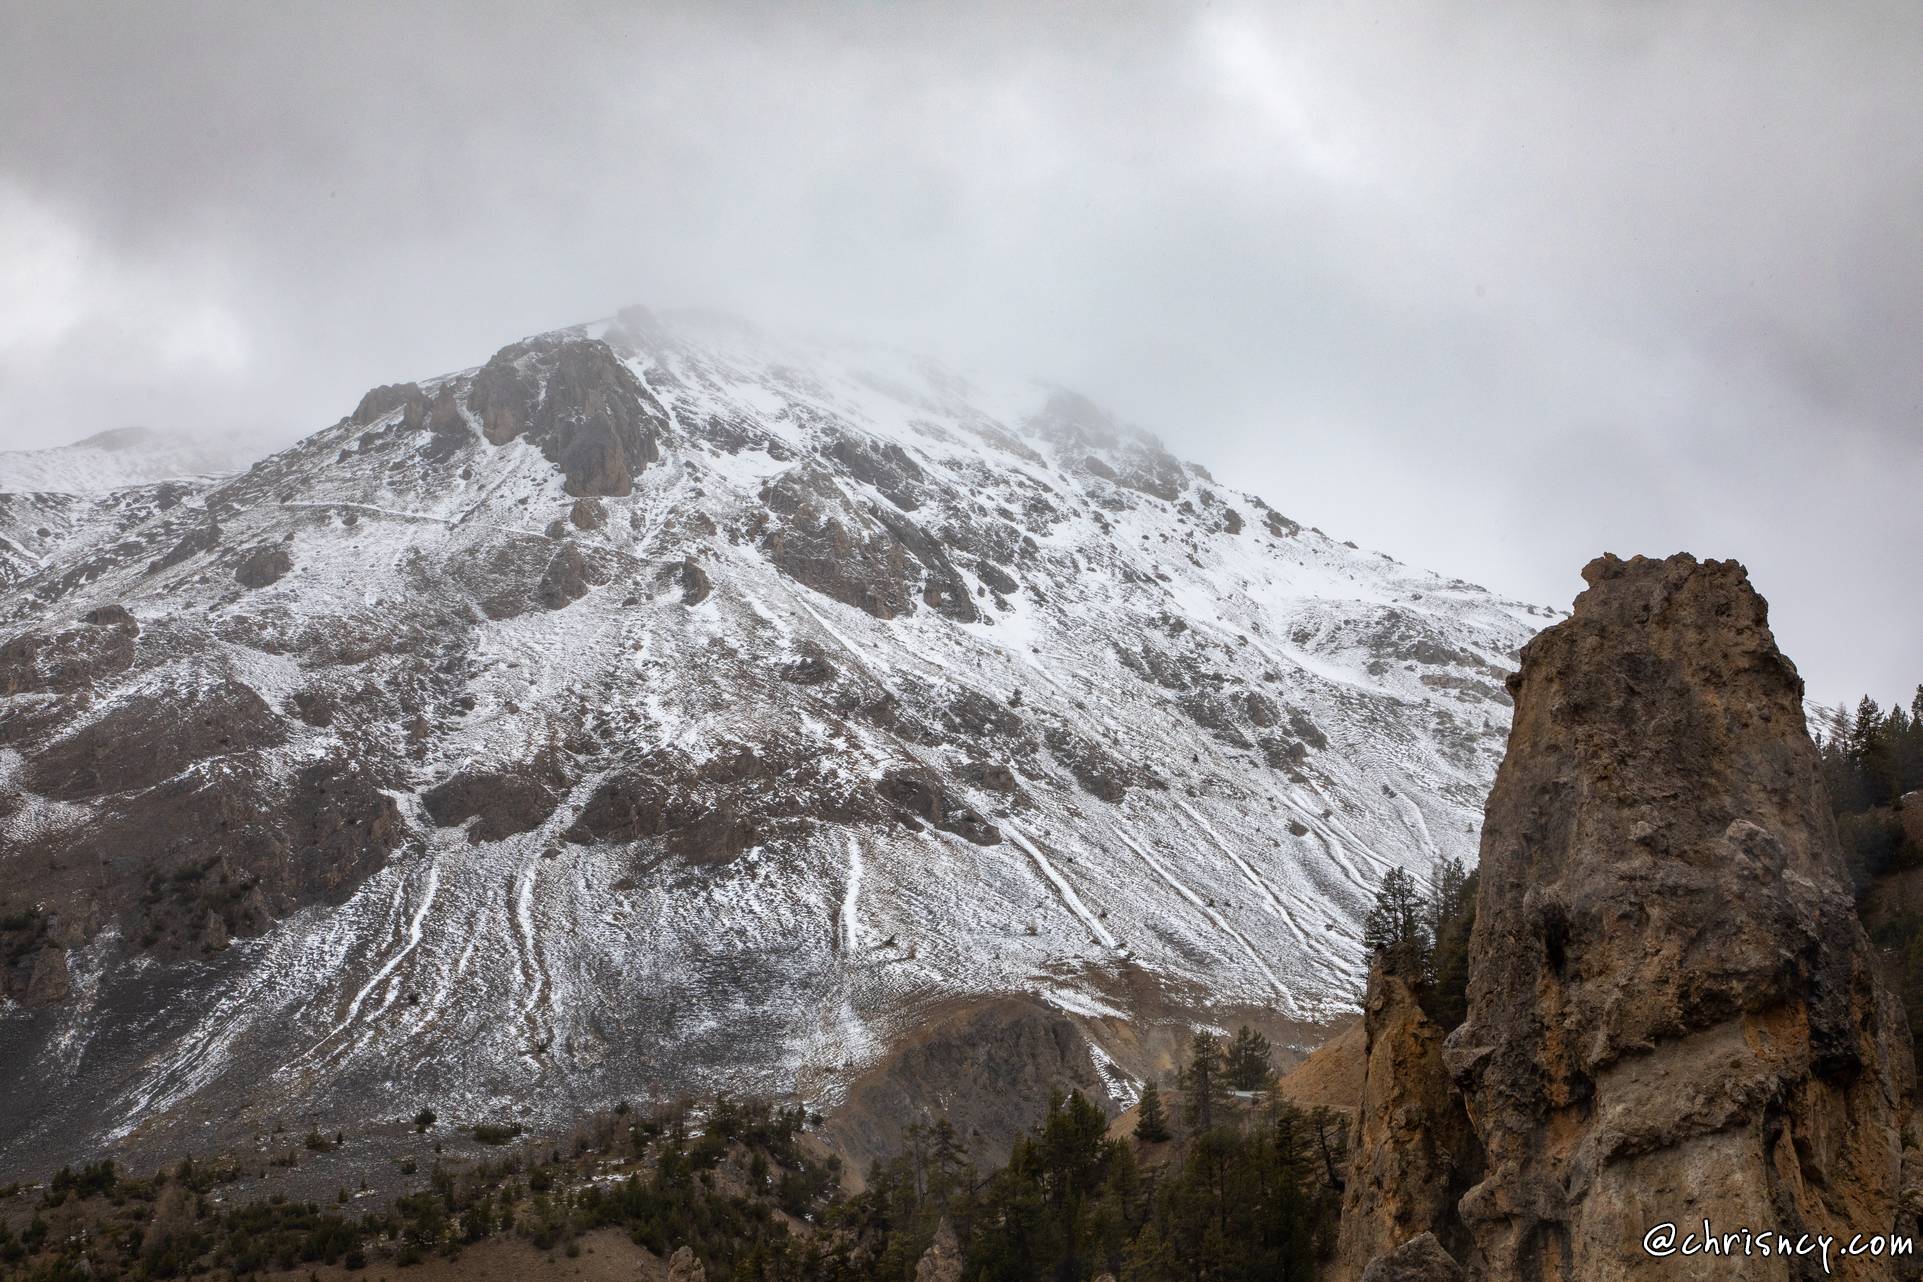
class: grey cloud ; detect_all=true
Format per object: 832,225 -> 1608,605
0,0 -> 1917,704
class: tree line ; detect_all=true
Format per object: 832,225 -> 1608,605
834,1029 -> 1348,1282
1816,689 -> 1923,889
1358,855 -> 1477,1032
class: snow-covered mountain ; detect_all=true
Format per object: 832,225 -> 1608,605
0,426 -> 259,494
0,307 -> 1550,1172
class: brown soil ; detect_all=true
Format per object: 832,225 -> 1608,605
260,1227 -> 665,1282
1274,1015 -> 1365,1113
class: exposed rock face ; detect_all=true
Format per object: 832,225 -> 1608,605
23,945 -> 72,1005
563,742 -> 885,865
1335,967 -> 1480,1280
569,497 -> 606,530
1359,1233 -> 1464,1282
147,517 -> 220,572
27,678 -> 286,800
423,752 -> 571,844
466,337 -> 665,495
877,766 -> 1002,845
913,1220 -> 964,1282
1448,554 -> 1917,1280
822,997 -> 1114,1173
536,542 -> 597,610
666,1244 -> 706,1282
0,608 -> 136,695
670,557 -> 711,606
233,543 -> 292,588
758,464 -> 913,619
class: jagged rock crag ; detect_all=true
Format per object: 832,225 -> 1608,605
1442,554 -> 1917,1280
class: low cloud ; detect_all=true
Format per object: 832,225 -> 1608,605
1,1 -> 1916,702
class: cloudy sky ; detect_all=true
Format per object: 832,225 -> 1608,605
2,2 -> 1917,706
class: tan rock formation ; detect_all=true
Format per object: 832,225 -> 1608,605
1334,966 -> 1479,1280
1360,1232 -> 1465,1282
667,1244 -> 706,1282
913,1219 -> 964,1282
1448,554 -> 1917,1280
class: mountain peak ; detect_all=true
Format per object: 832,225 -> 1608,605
0,308 -> 1547,1175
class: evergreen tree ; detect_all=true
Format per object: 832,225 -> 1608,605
1424,860 -> 1478,1031
1178,1031 -> 1227,1133
1362,865 -> 1428,977
1853,697 -> 1896,808
1224,1026 -> 1274,1092
1134,1081 -> 1172,1143
928,1117 -> 969,1207
1897,688 -> 1923,799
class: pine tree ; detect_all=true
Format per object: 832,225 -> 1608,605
928,1117 -> 968,1206
1897,688 -> 1923,799
1362,865 -> 1428,978
1178,1031 -> 1227,1133
1853,697 -> 1896,808
1424,860 -> 1478,1031
1224,1026 -> 1274,1092
1134,1081 -> 1172,1143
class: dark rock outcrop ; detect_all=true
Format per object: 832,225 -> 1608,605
26,678 -> 287,801
351,382 -> 424,426
821,996 -> 1112,1174
536,543 -> 598,611
778,651 -> 834,685
234,544 -> 292,588
423,752 -> 571,844
870,506 -> 978,623
827,431 -> 926,511
569,497 -> 606,530
23,945 -> 72,1006
148,518 -> 220,572
564,743 -> 885,865
877,765 -> 1001,845
1446,554 -> 1918,1280
466,337 -> 665,496
0,609 -> 137,696
1044,724 -> 1141,802
759,465 -> 913,619
669,557 -> 711,606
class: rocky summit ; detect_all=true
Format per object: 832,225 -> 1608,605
1339,553 -> 1919,1280
0,307 -> 1544,1176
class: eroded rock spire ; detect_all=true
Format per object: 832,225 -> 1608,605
1448,553 -> 1916,1279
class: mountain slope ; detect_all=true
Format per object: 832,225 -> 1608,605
0,307 -> 1549,1173
0,426 -> 257,494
